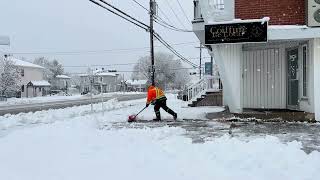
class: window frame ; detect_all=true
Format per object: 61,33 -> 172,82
302,44 -> 308,98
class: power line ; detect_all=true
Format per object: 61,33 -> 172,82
62,57 -> 212,68
154,4 -> 192,32
68,67 -> 199,75
89,0 -> 148,31
131,0 -> 149,12
154,18 -> 192,32
163,0 -> 187,29
98,0 -> 149,28
157,5 -> 174,26
153,32 -> 198,67
176,0 -> 190,22
5,41 -> 198,55
89,0 -> 197,67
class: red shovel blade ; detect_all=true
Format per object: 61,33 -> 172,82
128,115 -> 137,122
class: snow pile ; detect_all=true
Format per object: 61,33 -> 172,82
0,118 -> 319,180
0,94 -> 224,136
0,92 -> 145,107
0,95 -> 84,106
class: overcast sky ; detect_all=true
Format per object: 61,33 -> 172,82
0,0 -> 209,76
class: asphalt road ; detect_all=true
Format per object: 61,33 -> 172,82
0,94 -> 146,116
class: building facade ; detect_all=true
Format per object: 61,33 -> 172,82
192,0 -> 320,121
80,70 -> 120,94
51,75 -> 71,93
10,57 -> 51,98
126,79 -> 148,92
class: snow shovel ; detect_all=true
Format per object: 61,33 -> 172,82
128,106 -> 147,122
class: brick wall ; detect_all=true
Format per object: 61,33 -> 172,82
235,0 -> 306,25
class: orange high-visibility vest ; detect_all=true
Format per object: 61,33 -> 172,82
146,86 -> 165,104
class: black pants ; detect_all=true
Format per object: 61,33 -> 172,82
154,99 -> 175,119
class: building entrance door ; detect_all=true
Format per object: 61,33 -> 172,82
287,48 -> 299,109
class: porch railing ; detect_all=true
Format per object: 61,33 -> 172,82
186,76 -> 222,101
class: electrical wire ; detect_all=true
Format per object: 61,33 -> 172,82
176,0 -> 190,22
5,41 -> 199,55
62,57 -> 211,68
154,18 -> 192,32
163,0 -> 187,29
131,0 -> 149,12
68,66 -> 200,74
154,5 -> 192,32
90,0 -> 197,68
89,0 -> 149,31
153,32 -> 198,67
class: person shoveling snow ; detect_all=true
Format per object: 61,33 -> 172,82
145,85 -> 177,121
128,85 -> 177,122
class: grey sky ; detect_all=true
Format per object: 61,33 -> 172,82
0,0 -> 209,76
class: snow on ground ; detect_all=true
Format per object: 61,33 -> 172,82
0,94 -> 221,136
0,95 -> 84,106
0,91 -> 144,106
0,94 -> 319,180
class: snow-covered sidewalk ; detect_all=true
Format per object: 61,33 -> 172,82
0,94 -> 319,180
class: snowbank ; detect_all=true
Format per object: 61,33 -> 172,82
0,94 -> 223,136
0,92 -> 145,107
0,118 -> 319,180
0,93 -> 319,179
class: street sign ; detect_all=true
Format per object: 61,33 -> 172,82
0,36 -> 10,45
205,62 -> 212,75
205,21 -> 268,44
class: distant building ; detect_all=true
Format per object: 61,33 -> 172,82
79,69 -> 120,94
126,79 -> 148,92
51,75 -> 71,92
10,57 -> 51,98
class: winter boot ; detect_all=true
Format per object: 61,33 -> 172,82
153,111 -> 161,121
167,109 -> 177,120
173,113 -> 177,120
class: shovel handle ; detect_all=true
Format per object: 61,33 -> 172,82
135,106 -> 147,117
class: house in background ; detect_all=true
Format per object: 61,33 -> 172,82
51,75 -> 71,93
79,69 -> 120,94
192,0 -> 320,120
10,57 -> 51,98
126,79 -> 148,92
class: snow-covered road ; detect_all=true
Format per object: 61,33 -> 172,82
0,94 -> 319,180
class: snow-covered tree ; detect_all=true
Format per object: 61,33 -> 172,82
33,57 -> 64,83
131,52 -> 190,90
0,57 -> 21,96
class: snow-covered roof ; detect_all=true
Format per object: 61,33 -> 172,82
29,80 -> 51,87
9,57 -> 44,69
126,80 -> 148,86
96,72 -> 117,77
80,72 -> 117,77
56,75 -> 71,79
268,25 -> 320,40
207,17 -> 270,25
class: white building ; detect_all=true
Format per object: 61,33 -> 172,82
51,75 -> 71,92
80,69 -> 119,94
192,0 -> 320,121
10,57 -> 51,98
126,79 -> 148,92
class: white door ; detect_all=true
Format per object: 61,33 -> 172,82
242,48 -> 286,109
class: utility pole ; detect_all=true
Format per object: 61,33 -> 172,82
150,0 -> 155,86
195,43 -> 205,80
